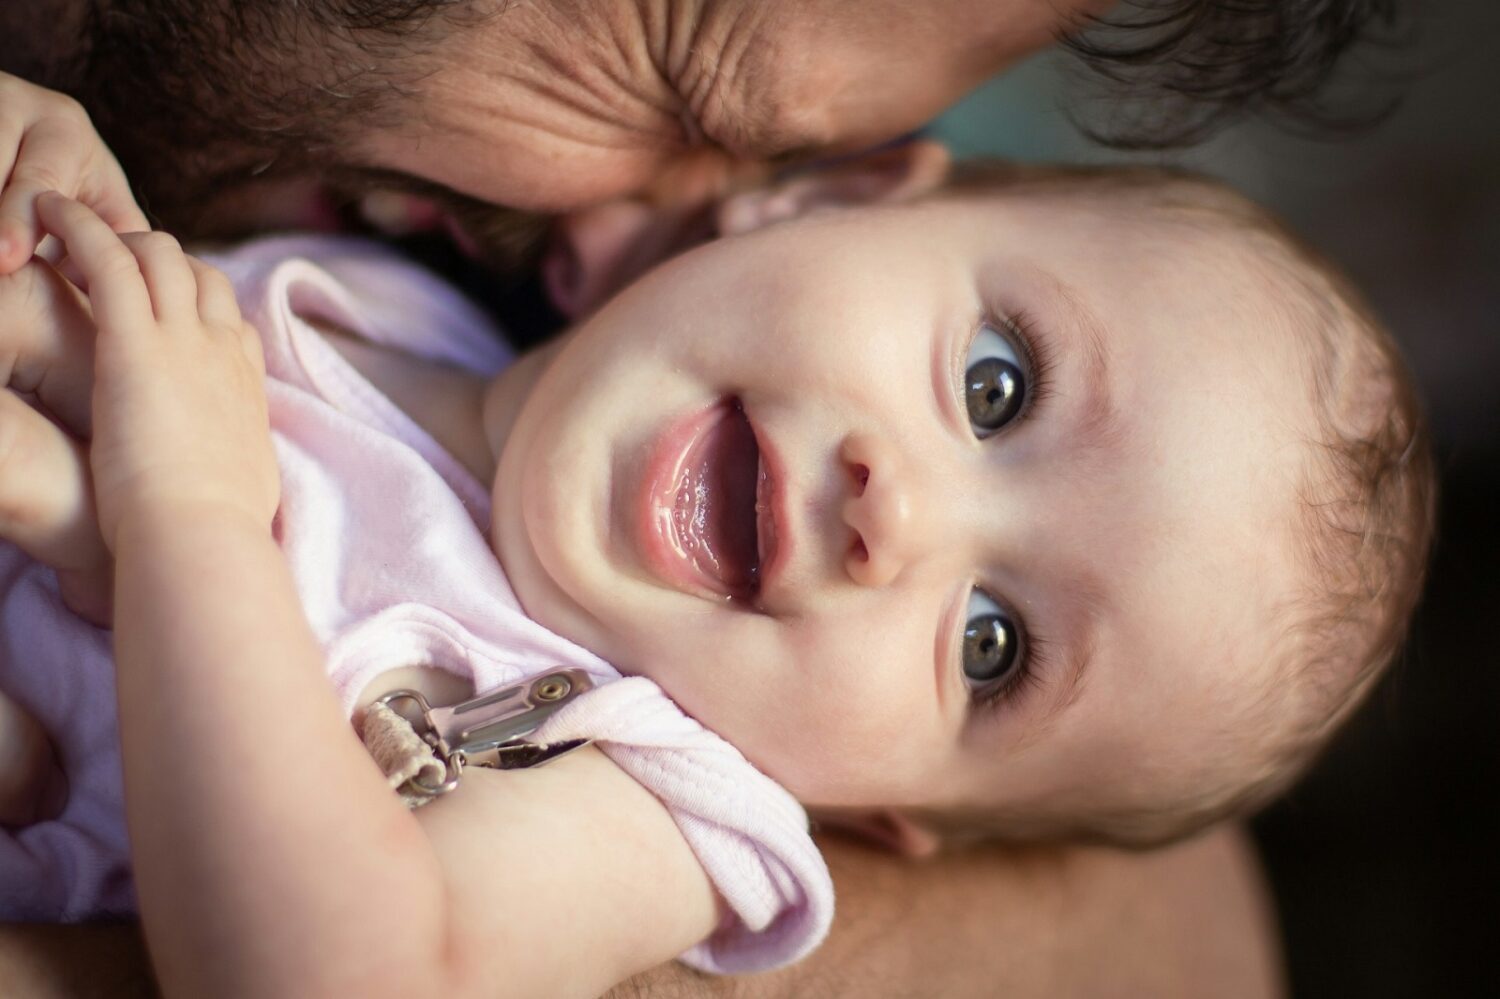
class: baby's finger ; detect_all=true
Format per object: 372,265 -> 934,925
185,256 -> 242,329
0,390 -> 107,577
34,193 -> 152,328
118,231 -> 197,324
51,253 -> 85,292
79,154 -> 149,238
0,259 -> 97,436
33,233 -> 64,267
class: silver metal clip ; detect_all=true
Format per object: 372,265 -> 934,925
374,669 -> 594,799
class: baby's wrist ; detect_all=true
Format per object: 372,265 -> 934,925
107,491 -> 274,555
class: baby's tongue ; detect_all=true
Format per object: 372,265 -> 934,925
673,402 -> 760,598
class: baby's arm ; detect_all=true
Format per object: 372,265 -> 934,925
0,72 -> 148,273
37,193 -> 717,998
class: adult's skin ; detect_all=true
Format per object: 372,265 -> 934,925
0,827 -> 1282,998
0,0 -> 1331,995
3,0 -> 1115,240
5,0 -> 1389,242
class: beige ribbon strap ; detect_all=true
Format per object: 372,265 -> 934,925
360,701 -> 447,810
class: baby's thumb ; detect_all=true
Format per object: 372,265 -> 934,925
0,391 -> 111,618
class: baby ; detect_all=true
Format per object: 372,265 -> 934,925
0,76 -> 1432,996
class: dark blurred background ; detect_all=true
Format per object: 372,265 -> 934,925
934,1 -> 1499,994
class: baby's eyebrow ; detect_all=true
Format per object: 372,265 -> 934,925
1008,593 -> 1102,754
1050,279 -> 1124,454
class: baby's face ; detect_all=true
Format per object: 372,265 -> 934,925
490,192 -> 1320,817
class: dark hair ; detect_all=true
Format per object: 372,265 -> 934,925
1061,0 -> 1404,148
46,0 -> 557,274
15,1 -> 480,237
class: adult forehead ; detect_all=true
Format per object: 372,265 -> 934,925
355,0 -> 1112,210
677,0 -> 1113,157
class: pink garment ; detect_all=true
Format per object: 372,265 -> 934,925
0,236 -> 831,973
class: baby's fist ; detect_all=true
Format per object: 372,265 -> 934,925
36,193 -> 278,549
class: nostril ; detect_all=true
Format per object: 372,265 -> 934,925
850,463 -> 870,494
851,534 -> 869,563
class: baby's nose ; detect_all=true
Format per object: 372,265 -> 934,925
839,432 -> 925,588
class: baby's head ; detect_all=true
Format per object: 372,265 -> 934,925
485,149 -> 1435,850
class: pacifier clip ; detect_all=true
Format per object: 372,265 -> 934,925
360,669 -> 594,808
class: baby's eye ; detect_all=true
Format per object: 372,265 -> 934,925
965,321 -> 1027,438
962,589 -> 1021,695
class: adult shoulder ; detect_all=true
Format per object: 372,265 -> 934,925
609,823 -> 1284,998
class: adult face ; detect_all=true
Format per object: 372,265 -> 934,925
356,0 -> 1115,213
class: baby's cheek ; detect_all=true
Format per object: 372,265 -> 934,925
758,626 -> 940,804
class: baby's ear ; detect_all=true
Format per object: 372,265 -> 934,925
822,808 -> 943,859
716,139 -> 951,236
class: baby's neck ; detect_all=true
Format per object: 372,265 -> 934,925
480,339 -> 567,471
312,317 -> 564,487
314,318 -> 494,481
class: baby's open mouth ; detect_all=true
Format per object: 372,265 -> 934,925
643,398 -> 771,602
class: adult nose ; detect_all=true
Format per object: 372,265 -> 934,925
839,432 -> 926,588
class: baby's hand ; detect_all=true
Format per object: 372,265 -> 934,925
0,258 -> 113,623
0,72 -> 148,275
36,193 -> 278,551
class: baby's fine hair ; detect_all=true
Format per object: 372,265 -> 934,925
922,162 -> 1436,847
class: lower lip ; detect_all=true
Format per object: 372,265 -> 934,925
638,401 -> 762,601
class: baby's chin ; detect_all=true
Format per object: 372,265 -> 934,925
484,427 -> 622,670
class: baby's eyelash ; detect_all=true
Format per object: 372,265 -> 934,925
973,627 -> 1052,712
997,309 -> 1056,427
962,311 -> 1056,714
